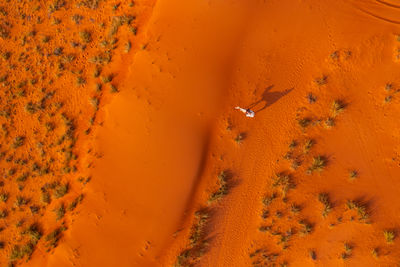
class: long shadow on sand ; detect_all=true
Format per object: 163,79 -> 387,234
247,85 -> 293,113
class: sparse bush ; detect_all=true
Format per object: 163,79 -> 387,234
309,250 -> 316,260
208,171 -> 229,203
349,170 -> 358,180
54,203 -> 65,220
101,74 -> 113,83
12,136 -> 25,149
318,193 -> 332,218
372,248 -> 378,258
307,156 -> 326,174
68,194 -> 84,211
0,209 -> 7,218
124,41 -> 131,53
15,196 -> 28,207
234,133 -> 245,144
45,227 -> 63,248
263,193 -> 276,206
332,100 -> 345,116
272,173 -> 295,197
315,76 -> 327,86
54,183 -> 68,199
110,84 -> 118,93
303,139 -> 314,153
76,76 -> 86,86
324,117 -> 335,128
306,93 -> 316,104
299,220 -> 313,236
79,30 -> 91,43
41,191 -> 51,204
346,200 -> 369,221
384,230 -> 395,243
0,192 -> 8,203
298,118 -> 311,129
290,203 -> 300,214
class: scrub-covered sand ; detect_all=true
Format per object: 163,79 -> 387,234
1,0 -> 400,266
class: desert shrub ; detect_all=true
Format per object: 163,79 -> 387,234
318,193 -> 332,218
315,76 -> 327,86
54,183 -> 68,199
307,156 -> 326,174
384,230 -> 395,243
54,204 -> 65,220
332,100 -> 345,116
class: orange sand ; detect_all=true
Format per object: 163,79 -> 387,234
1,0 -> 400,266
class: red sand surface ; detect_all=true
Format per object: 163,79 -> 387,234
1,0 -> 400,266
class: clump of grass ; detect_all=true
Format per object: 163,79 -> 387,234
259,226 -> 270,232
341,243 -> 352,259
22,224 -> 42,245
332,100 -> 345,116
188,209 -> 209,246
54,183 -> 68,199
346,200 -> 369,221
95,83 -> 102,92
45,122 -> 55,132
324,117 -> 335,128
307,156 -> 326,174
303,139 -> 314,153
234,133 -> 245,144
315,75 -> 327,86
288,140 -> 297,150
10,243 -> 34,261
330,51 -> 339,60
93,67 -> 101,77
208,171 -> 229,203
384,95 -> 392,103
349,170 -> 358,180
110,84 -> 118,93
71,14 -> 83,24
124,41 -> 131,53
45,227 -> 65,248
290,203 -> 300,214
309,250 -> 316,260
383,230 -> 395,243
54,203 -> 65,220
41,191 -> 51,204
76,76 -> 86,86
176,207 -> 210,266
299,220 -> 313,236
272,173 -> 295,197
0,209 -> 7,218
42,35 -> 50,43
0,192 -> 8,203
298,118 -> 311,130
306,93 -> 317,104
290,159 -> 300,170
90,97 -> 100,110
101,74 -> 113,83
15,196 -> 28,207
16,173 -> 29,182
372,248 -> 379,258
68,194 -> 84,211
318,193 -> 332,218
79,30 -> 91,43
12,136 -> 25,149
263,193 -> 276,207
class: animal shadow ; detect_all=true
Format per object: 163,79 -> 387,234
247,85 -> 293,113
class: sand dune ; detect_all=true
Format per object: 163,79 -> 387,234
1,0 -> 400,266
